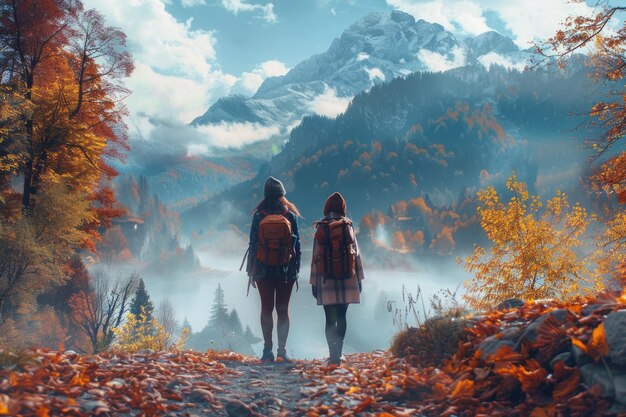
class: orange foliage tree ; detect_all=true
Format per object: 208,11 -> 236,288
0,0 -> 133,343
541,1 -> 626,288
542,2 -> 626,197
461,174 -> 599,310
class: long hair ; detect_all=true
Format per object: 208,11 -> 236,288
254,196 -> 301,217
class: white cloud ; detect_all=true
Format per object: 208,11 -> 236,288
417,46 -> 465,72
127,63 -> 235,125
193,122 -> 281,149
82,0 -> 237,124
180,0 -> 206,6
479,52 -> 527,71
309,87 -> 351,118
386,0 -> 596,47
233,60 -> 290,95
330,7 -> 336,16
221,0 -> 277,23
387,0 -> 489,36
364,67 -> 385,82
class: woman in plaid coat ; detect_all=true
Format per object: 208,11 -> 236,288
310,192 -> 364,364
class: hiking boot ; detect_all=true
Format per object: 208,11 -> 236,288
260,347 -> 274,362
276,348 -> 291,363
328,342 -> 342,365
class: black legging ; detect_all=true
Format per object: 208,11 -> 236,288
324,304 -> 349,346
257,278 -> 295,350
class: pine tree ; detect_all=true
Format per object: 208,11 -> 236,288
244,325 -> 261,345
228,309 -> 244,335
208,284 -> 229,331
130,278 -> 154,320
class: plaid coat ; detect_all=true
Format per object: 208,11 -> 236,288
309,214 -> 364,305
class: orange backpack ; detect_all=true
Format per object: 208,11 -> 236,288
256,210 -> 293,266
314,218 -> 356,280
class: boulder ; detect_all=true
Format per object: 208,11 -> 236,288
516,309 -> 576,349
478,336 -> 516,359
603,310 -> 626,365
580,363 -> 613,399
571,345 -> 591,368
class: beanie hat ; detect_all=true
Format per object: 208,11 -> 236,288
324,192 -> 346,216
264,176 -> 286,198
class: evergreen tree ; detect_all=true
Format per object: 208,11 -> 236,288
130,278 -> 154,320
228,309 -> 244,335
208,284 -> 229,331
244,325 -> 261,345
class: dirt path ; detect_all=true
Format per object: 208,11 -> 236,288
192,360 -> 309,417
0,350 -> 418,416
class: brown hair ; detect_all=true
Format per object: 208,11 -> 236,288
254,196 -> 301,217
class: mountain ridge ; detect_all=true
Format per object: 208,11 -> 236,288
191,10 -> 529,130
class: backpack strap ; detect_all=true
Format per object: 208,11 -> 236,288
340,221 -> 349,278
239,247 -> 249,272
323,221 -> 333,283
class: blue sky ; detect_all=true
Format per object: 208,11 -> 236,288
81,0 -> 604,149
164,0 -> 395,75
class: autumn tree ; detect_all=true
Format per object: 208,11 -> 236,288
69,270 -> 138,353
462,174 -> 598,310
0,0 -> 133,340
0,182 -> 91,326
97,225 -> 130,264
541,2 -> 626,288
0,0 -> 132,210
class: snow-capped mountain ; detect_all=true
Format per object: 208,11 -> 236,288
192,11 -> 529,131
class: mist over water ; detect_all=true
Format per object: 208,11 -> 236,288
139,241 -> 472,360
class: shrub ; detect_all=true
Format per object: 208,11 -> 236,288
390,314 -> 466,367
389,286 -> 468,367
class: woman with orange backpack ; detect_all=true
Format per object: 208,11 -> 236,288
310,192 -> 364,364
245,177 -> 301,362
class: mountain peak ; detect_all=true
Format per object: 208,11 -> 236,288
192,11 -> 525,137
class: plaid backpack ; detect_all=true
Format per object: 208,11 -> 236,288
314,217 -> 356,280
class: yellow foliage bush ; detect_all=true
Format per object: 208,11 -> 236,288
112,307 -> 188,353
461,173 -> 601,310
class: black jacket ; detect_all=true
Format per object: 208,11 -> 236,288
246,207 -> 301,281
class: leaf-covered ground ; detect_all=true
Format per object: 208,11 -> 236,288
3,292 -> 626,416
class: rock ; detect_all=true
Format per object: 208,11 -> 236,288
516,309 -> 576,348
580,364 -> 614,399
64,350 -> 78,356
614,374 -> 626,405
572,345 -> 591,367
549,352 -> 574,371
225,399 -> 255,417
581,304 -> 603,316
497,299 -> 525,311
603,310 -> 626,365
478,335 -> 516,359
